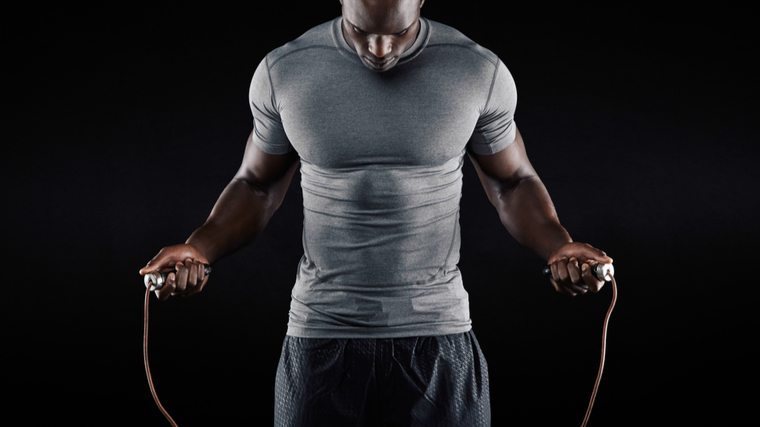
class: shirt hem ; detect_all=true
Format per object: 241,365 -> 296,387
285,322 -> 472,339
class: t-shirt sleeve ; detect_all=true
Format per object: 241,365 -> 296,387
467,59 -> 517,155
249,57 -> 293,154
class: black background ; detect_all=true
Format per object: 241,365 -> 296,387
4,1 -> 757,425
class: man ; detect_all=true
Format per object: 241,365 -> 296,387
140,0 -> 612,425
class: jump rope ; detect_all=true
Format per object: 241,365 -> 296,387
143,262 -> 616,426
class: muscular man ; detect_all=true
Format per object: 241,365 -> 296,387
140,1 -> 612,425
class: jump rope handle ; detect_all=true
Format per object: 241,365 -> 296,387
143,264 -> 212,291
542,262 -> 614,282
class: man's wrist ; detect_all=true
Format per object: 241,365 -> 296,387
542,234 -> 573,262
185,230 -> 215,264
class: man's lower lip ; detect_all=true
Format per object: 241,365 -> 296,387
366,58 -> 392,69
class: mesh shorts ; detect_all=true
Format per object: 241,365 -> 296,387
274,329 -> 490,427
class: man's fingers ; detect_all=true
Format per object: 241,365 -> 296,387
168,259 -> 209,296
567,257 -> 581,284
585,246 -> 613,266
546,243 -> 612,297
198,262 -> 206,284
548,243 -> 612,267
185,274 -> 208,297
568,258 -> 588,294
554,257 -> 570,283
550,279 -> 576,297
140,247 -> 176,275
582,263 -> 605,292
549,257 -> 590,296
177,259 -> 200,296
173,262 -> 189,294
188,259 -> 200,288
186,261 -> 208,296
155,273 -> 176,300
142,245 -> 211,299
139,258 -> 162,275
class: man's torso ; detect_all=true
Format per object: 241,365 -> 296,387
249,17 -> 516,338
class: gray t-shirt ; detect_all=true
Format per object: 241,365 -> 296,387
249,17 -> 517,338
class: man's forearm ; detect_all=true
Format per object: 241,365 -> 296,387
186,160 -> 298,264
493,175 -> 572,260
185,179 -> 277,264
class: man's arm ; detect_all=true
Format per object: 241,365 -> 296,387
468,127 -> 611,296
140,131 -> 300,300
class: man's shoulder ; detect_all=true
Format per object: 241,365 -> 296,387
425,19 -> 500,67
264,18 -> 339,67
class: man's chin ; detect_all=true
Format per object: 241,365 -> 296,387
362,57 -> 398,72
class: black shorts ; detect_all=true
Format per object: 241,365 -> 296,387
274,329 -> 490,427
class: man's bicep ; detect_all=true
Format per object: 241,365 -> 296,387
469,127 -> 535,183
235,131 -> 300,192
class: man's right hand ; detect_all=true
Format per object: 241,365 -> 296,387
140,244 -> 210,300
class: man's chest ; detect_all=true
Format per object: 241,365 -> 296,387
271,57 -> 490,168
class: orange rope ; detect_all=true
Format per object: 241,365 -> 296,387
581,275 -> 617,427
142,273 -> 617,427
144,287 -> 179,427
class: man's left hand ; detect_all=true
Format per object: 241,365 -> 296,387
546,242 -> 612,296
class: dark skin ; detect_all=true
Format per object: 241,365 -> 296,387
339,0 -> 425,72
468,128 -> 612,296
141,0 -> 612,299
